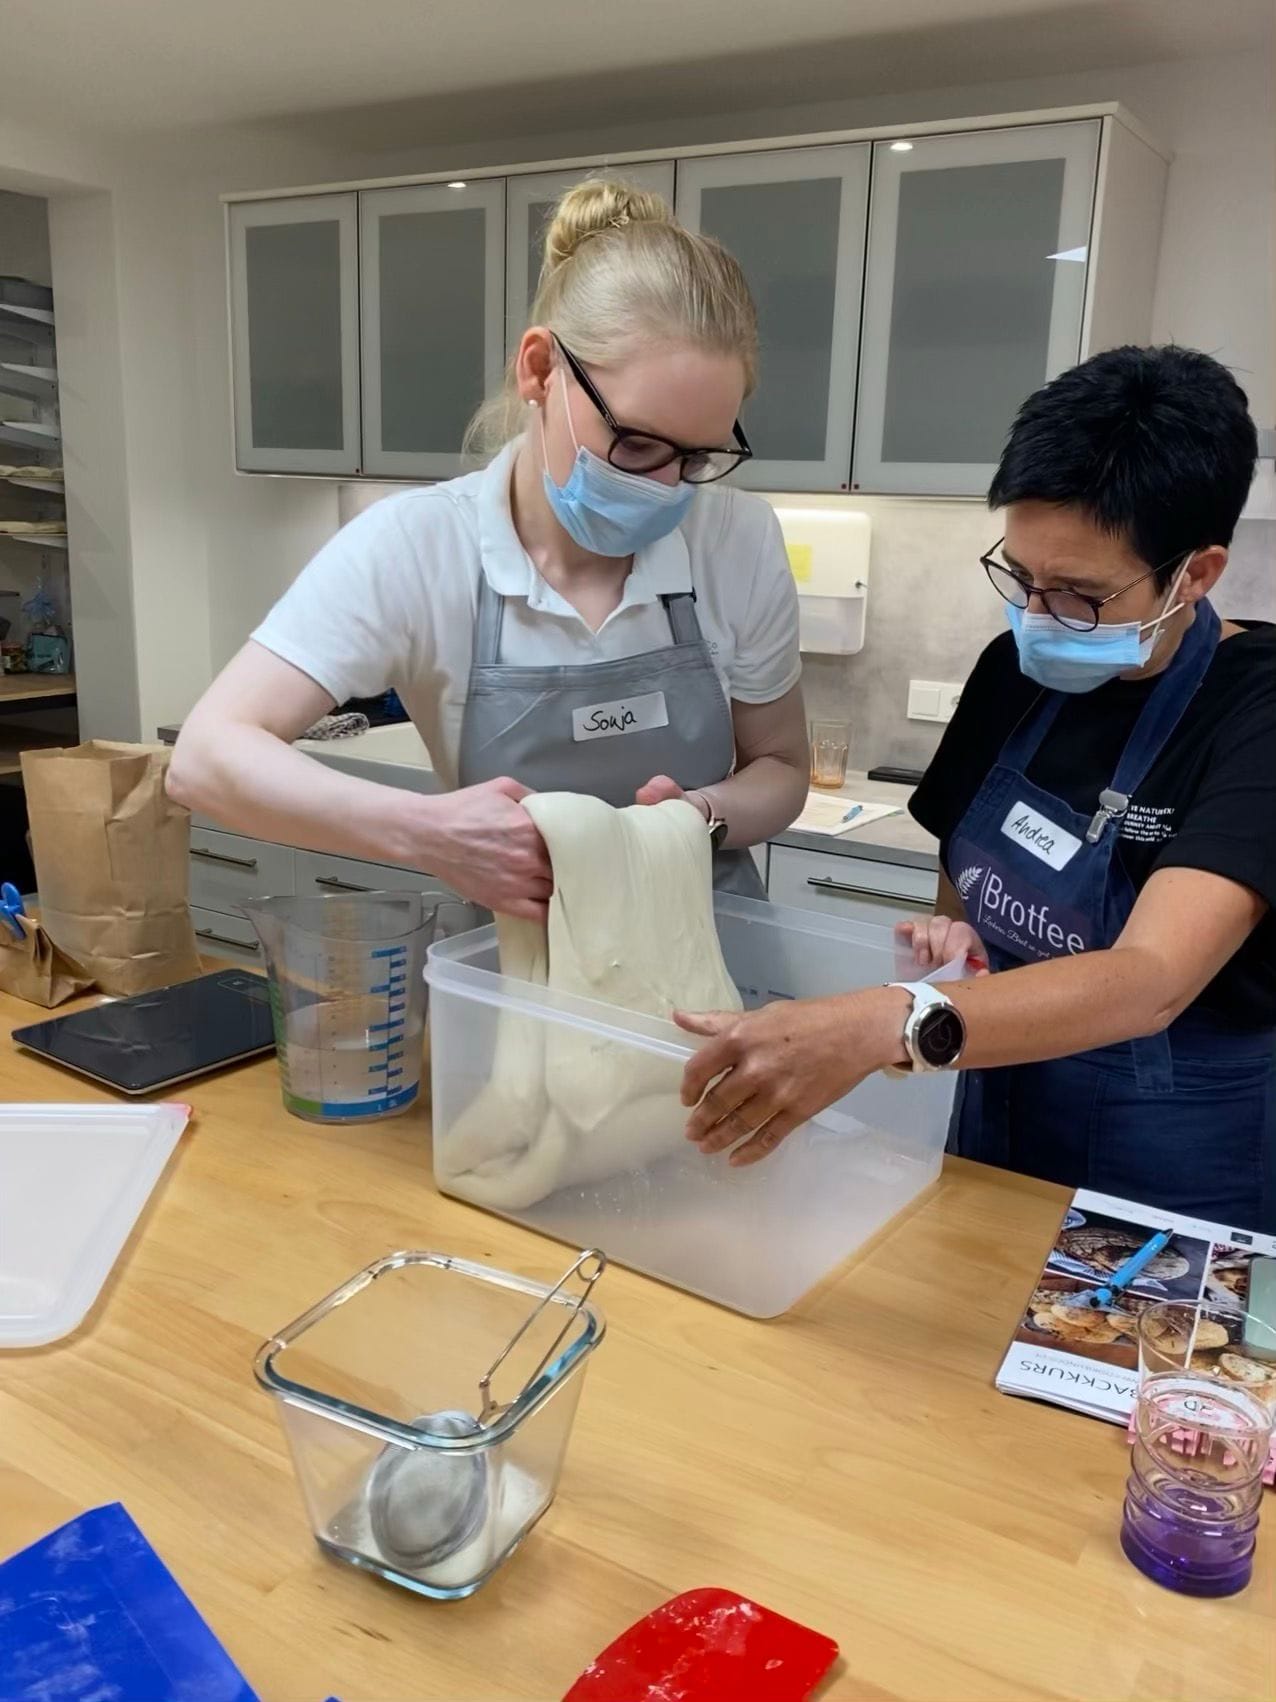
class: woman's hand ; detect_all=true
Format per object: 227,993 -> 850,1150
895,914 -> 989,975
420,777 -> 553,921
674,988 -> 908,1166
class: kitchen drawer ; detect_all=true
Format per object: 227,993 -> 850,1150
767,844 -> 936,928
189,828 -> 295,914
293,849 -> 457,900
190,906 -> 264,966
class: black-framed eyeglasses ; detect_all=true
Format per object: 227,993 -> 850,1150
554,336 -> 753,485
980,538 -> 1188,632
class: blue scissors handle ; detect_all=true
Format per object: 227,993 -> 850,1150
1,881 -> 27,940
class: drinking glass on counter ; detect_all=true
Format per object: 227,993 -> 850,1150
1121,1301 -> 1274,1596
809,720 -> 850,789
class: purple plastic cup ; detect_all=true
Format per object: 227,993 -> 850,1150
1122,1303 -> 1273,1596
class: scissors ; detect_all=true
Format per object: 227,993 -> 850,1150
1,881 -> 27,940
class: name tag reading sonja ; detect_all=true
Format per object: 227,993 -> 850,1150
999,799 -> 1083,872
571,690 -> 669,743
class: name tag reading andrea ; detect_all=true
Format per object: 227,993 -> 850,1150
999,800 -> 1083,871
572,690 -> 669,743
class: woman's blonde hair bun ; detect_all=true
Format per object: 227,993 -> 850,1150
542,178 -> 673,275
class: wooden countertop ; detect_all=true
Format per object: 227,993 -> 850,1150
1,983 -> 1270,1702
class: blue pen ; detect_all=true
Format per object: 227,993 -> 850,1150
841,804 -> 863,825
1071,1229 -> 1174,1310
0,881 -> 26,940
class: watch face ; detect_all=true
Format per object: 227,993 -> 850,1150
917,1005 -> 966,1068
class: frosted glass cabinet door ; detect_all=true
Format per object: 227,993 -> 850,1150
360,180 -> 506,480
677,145 -> 869,492
228,194 -> 360,475
854,121 -> 1100,495
505,161 -> 676,352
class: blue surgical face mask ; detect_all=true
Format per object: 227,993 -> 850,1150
1006,560 -> 1193,693
539,381 -> 694,557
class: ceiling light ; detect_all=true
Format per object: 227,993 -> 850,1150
447,180 -> 467,190
889,141 -> 914,153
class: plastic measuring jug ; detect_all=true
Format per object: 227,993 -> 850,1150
243,891 -> 472,1124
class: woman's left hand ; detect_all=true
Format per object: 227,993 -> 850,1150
674,990 -> 905,1165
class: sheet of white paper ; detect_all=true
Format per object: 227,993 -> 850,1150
793,793 -> 902,836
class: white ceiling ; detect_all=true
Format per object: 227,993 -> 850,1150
1,0 -> 1270,139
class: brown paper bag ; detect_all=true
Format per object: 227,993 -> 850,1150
21,740 -> 202,996
0,913 -> 95,1006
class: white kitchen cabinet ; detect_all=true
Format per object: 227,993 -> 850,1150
190,905 -> 266,966
853,121 -> 1099,495
292,847 -> 467,906
189,827 -> 296,917
228,194 -> 361,475
359,180 -> 506,480
767,844 -> 936,930
505,161 -> 676,353
676,145 -> 869,492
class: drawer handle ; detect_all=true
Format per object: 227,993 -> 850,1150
191,846 -> 259,871
196,926 -> 260,952
314,874 -> 373,893
807,875 -> 896,902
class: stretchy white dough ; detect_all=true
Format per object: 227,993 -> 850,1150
435,796 -> 742,1208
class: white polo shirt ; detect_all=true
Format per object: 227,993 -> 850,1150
253,441 -> 801,789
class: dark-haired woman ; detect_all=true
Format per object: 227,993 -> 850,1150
676,345 -> 1275,1233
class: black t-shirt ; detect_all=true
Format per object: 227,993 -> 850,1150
909,621 -> 1276,1026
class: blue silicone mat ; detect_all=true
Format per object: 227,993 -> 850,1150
0,1502 -> 260,1701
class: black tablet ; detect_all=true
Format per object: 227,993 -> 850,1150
11,969 -> 277,1095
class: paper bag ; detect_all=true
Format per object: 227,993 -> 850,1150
21,740 -> 202,996
0,913 -> 95,1006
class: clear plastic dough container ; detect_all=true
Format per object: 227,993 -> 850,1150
427,894 -> 957,1318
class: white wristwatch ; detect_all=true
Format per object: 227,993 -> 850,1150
883,981 -> 967,1077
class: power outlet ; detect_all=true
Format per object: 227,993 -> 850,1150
907,679 -> 964,723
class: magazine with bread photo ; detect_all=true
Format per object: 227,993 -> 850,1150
997,1190 -> 1276,1423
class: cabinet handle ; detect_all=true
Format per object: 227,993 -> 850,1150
807,876 -> 897,902
196,926 -> 260,953
313,874 -> 373,893
191,846 -> 259,871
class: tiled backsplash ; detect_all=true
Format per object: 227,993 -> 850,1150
769,492 -> 1007,773
785,498 -> 1275,777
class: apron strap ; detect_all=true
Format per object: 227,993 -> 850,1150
1110,598 -> 1221,800
473,571 -> 505,667
661,591 -> 704,647
999,688 -> 1062,770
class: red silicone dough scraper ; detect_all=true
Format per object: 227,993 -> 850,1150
564,1588 -> 839,1702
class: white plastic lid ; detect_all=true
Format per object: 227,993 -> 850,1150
0,1102 -> 189,1347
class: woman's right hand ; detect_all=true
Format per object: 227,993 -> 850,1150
421,778 -> 553,921
895,914 -> 990,975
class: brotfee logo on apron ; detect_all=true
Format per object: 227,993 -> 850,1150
952,839 -> 1091,963
572,690 -> 669,743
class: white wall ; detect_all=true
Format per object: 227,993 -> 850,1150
3,48 -> 1271,748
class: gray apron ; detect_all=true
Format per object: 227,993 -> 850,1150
457,572 -> 765,897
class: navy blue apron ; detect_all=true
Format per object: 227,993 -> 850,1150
947,599 -> 1275,1233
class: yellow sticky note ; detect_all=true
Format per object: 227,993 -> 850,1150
786,542 -> 813,585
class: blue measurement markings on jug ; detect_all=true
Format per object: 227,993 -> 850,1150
367,944 -> 410,1103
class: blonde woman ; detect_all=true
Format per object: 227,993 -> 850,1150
171,181 -> 808,917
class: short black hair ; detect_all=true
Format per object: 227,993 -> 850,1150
989,345 -> 1258,586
